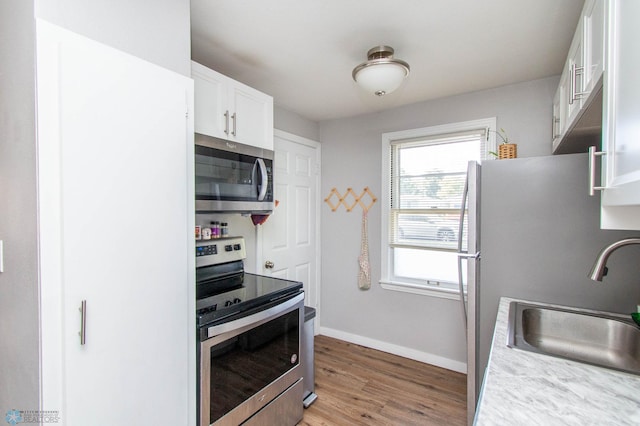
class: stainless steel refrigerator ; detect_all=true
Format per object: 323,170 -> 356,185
458,153 -> 640,424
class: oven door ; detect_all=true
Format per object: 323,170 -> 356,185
199,293 -> 304,426
195,133 -> 274,213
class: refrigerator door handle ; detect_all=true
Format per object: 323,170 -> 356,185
458,252 -> 480,259
457,164 -> 471,330
457,173 -> 468,255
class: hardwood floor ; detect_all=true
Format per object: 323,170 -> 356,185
299,336 -> 467,426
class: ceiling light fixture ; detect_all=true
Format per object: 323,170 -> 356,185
352,45 -> 410,96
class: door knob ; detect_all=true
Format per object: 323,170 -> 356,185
264,261 -> 274,269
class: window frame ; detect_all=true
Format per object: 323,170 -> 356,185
380,118 -> 497,299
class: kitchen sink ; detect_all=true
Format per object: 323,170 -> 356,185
507,301 -> 640,375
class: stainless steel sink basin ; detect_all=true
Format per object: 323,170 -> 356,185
507,301 -> 640,375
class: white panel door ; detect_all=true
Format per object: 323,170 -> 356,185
37,21 -> 194,425
261,132 -> 319,308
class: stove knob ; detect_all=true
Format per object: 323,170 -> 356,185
225,245 -> 233,252
224,300 -> 233,307
233,298 -> 241,304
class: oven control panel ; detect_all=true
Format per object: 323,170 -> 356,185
196,244 -> 218,257
196,237 -> 246,268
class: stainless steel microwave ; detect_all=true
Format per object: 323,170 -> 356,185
195,133 -> 274,213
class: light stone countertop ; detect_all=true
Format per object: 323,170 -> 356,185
474,297 -> 640,426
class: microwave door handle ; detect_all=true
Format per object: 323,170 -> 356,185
256,158 -> 268,201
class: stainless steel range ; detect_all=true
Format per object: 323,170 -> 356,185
196,237 -> 304,426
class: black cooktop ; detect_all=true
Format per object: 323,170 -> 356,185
196,271 -> 303,328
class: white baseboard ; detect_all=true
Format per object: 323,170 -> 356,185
318,326 -> 467,374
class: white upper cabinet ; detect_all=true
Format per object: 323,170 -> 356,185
552,0 -> 606,154
192,61 -> 274,150
598,0 -> 640,229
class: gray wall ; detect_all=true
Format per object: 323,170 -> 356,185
274,105 -> 320,142
35,0 -> 191,76
0,0 -> 191,412
318,76 -> 560,365
0,0 -> 40,412
478,153 -> 640,384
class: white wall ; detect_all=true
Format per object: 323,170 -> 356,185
0,0 -> 40,412
318,76 -> 559,368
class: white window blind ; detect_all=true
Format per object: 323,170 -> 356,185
389,129 -> 485,253
384,128 -> 488,291
381,118 -> 495,296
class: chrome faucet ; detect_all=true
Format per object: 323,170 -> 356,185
589,238 -> 640,281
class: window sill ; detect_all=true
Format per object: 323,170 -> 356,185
380,280 -> 466,301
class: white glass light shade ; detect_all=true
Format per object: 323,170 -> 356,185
352,46 -> 410,96
354,63 -> 409,96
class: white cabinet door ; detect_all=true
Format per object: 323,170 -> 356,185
230,83 -> 274,150
566,20 -> 585,125
600,0 -> 640,229
552,69 -> 569,152
551,85 -> 562,151
193,61 -> 229,139
37,21 -> 195,425
583,0 -> 606,95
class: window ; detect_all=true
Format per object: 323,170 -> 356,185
380,118 -> 496,299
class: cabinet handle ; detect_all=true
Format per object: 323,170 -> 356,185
553,117 -> 561,139
264,260 -> 274,269
569,64 -> 575,105
570,64 -> 586,105
231,113 -> 237,137
588,146 -> 606,196
224,110 -> 230,135
79,300 -> 87,345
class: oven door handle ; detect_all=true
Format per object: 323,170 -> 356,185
204,292 -> 304,339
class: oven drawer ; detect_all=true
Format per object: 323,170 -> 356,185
242,378 -> 303,426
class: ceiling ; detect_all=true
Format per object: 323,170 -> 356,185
191,0 -> 584,123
